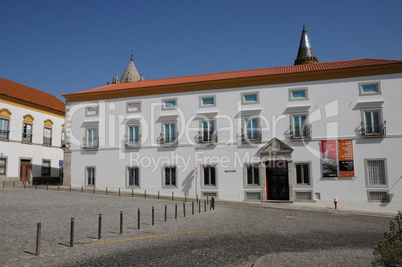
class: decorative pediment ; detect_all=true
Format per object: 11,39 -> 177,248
258,137 -> 293,155
0,108 -> 12,119
44,119 -> 54,128
23,114 -> 35,123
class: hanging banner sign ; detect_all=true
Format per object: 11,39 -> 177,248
321,140 -> 337,177
338,139 -> 355,178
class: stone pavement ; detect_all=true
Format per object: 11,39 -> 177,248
0,187 -> 395,266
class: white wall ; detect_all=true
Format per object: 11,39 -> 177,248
66,73 -> 402,212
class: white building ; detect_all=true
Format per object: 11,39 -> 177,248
62,28 -> 402,212
0,78 -> 65,185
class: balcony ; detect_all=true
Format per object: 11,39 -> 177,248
360,121 -> 386,137
241,129 -> 262,144
124,134 -> 142,148
197,131 -> 218,145
22,133 -> 32,143
43,137 -> 52,146
289,124 -> 311,140
160,132 -> 178,146
0,130 -> 9,140
82,137 -> 99,150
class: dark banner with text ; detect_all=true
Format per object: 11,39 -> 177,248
338,139 -> 355,178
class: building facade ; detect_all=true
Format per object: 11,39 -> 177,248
63,29 -> 402,212
0,78 -> 65,185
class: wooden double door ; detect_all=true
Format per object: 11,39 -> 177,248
266,160 -> 289,200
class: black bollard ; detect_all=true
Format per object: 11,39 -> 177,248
132,188 -> 133,198
204,200 -> 206,212
120,211 -> 123,234
164,205 -> 167,222
98,214 -> 102,239
211,197 -> 215,210
35,222 -> 41,256
152,206 -> 154,226
144,190 -> 146,199
192,201 -> 194,215
175,203 -> 177,219
183,202 -> 186,217
137,208 -> 140,230
70,218 -> 74,247
199,201 -> 201,213
172,191 -> 174,201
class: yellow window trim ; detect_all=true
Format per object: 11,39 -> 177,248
0,108 -> 12,119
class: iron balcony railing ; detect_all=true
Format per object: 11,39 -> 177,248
197,131 -> 218,144
22,133 -> 33,143
0,130 -> 9,140
82,137 -> 99,150
289,124 -> 312,140
361,121 -> 386,137
160,132 -> 179,146
241,128 -> 262,143
124,134 -> 142,148
43,137 -> 52,146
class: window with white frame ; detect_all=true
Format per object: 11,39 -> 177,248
243,117 -> 260,142
362,109 -> 384,136
85,128 -> 98,148
86,106 -> 98,116
366,160 -> 387,186
127,167 -> 140,187
22,123 -> 33,142
42,160 -> 51,176
87,167 -> 95,186
289,88 -> 308,100
291,114 -> 309,139
43,127 -> 52,146
203,166 -> 216,186
359,82 -> 381,95
0,158 -> 6,175
164,166 -> 176,187
295,163 -> 310,185
201,120 -> 215,143
162,122 -> 177,144
200,96 -> 215,107
127,125 -> 140,146
162,98 -> 177,110
0,118 -> 9,139
126,101 -> 141,113
241,92 -> 259,104
246,164 -> 260,185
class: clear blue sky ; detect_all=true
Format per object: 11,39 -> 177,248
1,0 -> 401,101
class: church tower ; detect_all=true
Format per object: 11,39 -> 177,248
294,26 -> 319,65
112,53 -> 144,84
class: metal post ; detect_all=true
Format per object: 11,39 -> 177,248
152,206 -> 154,226
158,191 -> 160,200
172,191 -> 174,201
35,222 -> 41,256
98,214 -> 102,239
183,202 -> 186,217
119,188 -> 120,197
211,197 -> 215,210
164,205 -> 167,222
132,188 -> 133,198
70,218 -> 74,247
192,201 -> 194,215
204,200 -> 206,212
199,201 -> 201,213
175,203 -> 177,219
196,194 -> 198,203
137,208 -> 140,230
144,190 -> 146,199
120,211 -> 123,234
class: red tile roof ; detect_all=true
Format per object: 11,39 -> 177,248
68,58 -> 402,96
0,77 -> 65,113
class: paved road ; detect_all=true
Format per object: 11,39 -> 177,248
0,187 -> 394,266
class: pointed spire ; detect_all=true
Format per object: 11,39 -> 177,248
294,26 -> 319,65
120,54 -> 141,82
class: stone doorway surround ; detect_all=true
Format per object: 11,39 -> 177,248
258,137 -> 294,202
